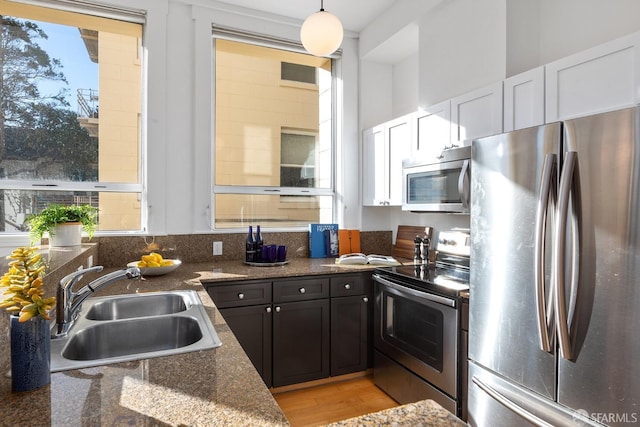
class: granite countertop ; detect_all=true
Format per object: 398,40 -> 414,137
327,399 -> 466,427
0,257 -> 462,426
0,261 -> 291,426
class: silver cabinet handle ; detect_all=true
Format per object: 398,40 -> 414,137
275,306 -> 281,312
238,293 -> 245,300
344,284 -> 351,290
299,287 -> 306,294
534,153 -> 556,353
266,307 -> 271,313
362,297 -> 368,303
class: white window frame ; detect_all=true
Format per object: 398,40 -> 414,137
0,0 -> 149,235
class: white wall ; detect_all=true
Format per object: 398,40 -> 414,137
506,0 -> 540,77
337,37 -> 362,230
359,61 -> 393,130
418,0 -> 507,107
538,0 -> 640,66
392,53 -> 419,117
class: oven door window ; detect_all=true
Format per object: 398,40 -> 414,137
383,292 -> 444,372
407,167 -> 462,204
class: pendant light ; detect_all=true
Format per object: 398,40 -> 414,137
300,0 -> 343,57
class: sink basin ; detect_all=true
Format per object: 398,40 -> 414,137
50,290 -> 222,372
86,292 -> 188,320
62,316 -> 202,361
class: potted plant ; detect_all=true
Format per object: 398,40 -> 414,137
0,246 -> 55,391
25,204 -> 98,247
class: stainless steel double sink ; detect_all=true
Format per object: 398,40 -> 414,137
50,290 -> 222,372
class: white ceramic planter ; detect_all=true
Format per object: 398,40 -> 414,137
49,223 -> 82,247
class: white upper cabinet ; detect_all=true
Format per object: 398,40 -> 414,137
362,114 -> 412,206
412,100 -> 452,161
545,32 -> 640,122
386,115 -> 413,206
362,124 -> 385,206
503,66 -> 545,132
451,81 -> 503,144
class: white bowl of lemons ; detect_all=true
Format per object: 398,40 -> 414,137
127,252 -> 181,276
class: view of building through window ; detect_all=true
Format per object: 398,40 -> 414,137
0,1 -> 143,234
214,39 -> 335,229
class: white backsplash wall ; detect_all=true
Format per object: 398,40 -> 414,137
389,209 -> 470,244
362,206 -> 470,245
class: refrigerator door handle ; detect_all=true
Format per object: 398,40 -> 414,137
472,376 -> 556,427
458,159 -> 471,211
554,151 -> 579,360
534,154 -> 556,353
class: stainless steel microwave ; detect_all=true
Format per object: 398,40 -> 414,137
402,146 -> 471,213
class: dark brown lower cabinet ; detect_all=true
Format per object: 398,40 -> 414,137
218,304 -> 273,387
206,272 -> 372,389
330,295 -> 370,376
272,299 -> 330,387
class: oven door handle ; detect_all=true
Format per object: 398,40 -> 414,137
373,274 -> 456,308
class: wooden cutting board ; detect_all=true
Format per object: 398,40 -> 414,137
393,225 -> 433,260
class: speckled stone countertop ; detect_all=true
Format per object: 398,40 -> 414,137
326,399 -> 466,427
197,257 -> 381,283
0,257 -> 461,426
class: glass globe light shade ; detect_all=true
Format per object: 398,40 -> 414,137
300,10 -> 343,57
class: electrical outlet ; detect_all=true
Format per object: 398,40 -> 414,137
87,255 -> 94,268
213,241 -> 223,256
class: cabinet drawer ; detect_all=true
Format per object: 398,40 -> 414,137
207,282 -> 271,308
273,277 -> 329,303
330,274 -> 365,297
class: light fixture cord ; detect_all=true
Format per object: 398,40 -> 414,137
320,0 -> 324,11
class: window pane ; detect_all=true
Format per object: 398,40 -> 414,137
0,5 -> 144,233
0,17 -> 142,183
281,62 -> 316,84
280,132 -> 316,187
2,190 -> 140,233
214,193 -> 333,229
214,39 -> 332,189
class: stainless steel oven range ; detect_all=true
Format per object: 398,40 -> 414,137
373,230 -> 470,418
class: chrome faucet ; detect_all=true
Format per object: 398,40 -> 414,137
54,266 -> 141,337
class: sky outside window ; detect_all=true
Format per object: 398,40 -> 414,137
34,21 -> 98,113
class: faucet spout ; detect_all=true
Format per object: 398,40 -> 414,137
70,267 -> 141,313
54,266 -> 141,337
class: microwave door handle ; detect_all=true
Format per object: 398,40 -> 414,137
534,154 -> 556,353
458,159 -> 471,210
554,151 -> 578,360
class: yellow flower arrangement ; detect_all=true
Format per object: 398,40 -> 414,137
0,247 -> 55,322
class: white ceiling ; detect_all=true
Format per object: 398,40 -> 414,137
212,0 -> 398,33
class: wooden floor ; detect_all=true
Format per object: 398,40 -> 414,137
272,376 -> 399,427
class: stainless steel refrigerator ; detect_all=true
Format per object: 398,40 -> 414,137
468,106 -> 640,427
